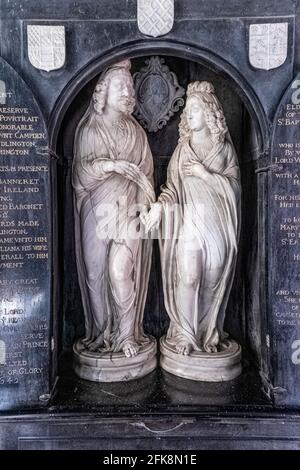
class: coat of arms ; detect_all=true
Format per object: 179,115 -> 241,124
137,0 -> 174,38
133,56 -> 185,132
249,23 -> 288,70
27,25 -> 66,72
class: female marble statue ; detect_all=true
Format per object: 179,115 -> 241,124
142,81 -> 241,378
72,60 -> 156,381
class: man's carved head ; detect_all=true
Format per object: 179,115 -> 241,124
92,59 -> 135,116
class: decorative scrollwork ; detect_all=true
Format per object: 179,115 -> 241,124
133,57 -> 185,133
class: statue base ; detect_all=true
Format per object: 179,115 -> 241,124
160,336 -> 242,382
73,337 -> 157,382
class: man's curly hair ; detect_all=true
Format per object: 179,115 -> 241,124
92,59 -> 135,116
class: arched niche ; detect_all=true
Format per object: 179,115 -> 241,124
49,41 -> 270,405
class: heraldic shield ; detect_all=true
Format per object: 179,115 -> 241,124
27,25 -> 66,72
137,0 -> 174,38
249,23 -> 288,70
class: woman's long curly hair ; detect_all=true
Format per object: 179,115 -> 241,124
179,81 -> 228,144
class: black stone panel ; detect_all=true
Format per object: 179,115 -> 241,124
0,7 -> 294,122
0,0 -> 298,418
0,58 -> 53,410
57,56 -> 257,360
1,408 -> 300,450
269,76 -> 300,406
0,0 -> 297,20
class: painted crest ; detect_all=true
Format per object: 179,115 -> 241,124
27,25 -> 66,72
249,23 -> 288,71
137,0 -> 174,38
133,56 -> 185,132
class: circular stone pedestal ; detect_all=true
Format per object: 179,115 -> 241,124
73,338 -> 157,382
160,336 -> 242,382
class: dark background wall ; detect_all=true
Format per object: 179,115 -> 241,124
0,0 -> 297,122
58,56 -> 251,352
0,0 -> 297,387
1,0 -> 300,450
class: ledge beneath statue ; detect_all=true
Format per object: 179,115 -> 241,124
1,355 -> 300,449
73,338 -> 157,382
1,407 -> 300,450
160,336 -> 242,382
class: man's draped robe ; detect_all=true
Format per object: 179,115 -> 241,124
72,112 -> 155,352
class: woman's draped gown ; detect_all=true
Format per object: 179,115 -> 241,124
72,112 -> 155,353
159,137 -> 241,352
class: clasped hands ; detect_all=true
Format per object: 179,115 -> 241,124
140,161 -> 209,233
140,202 -> 162,233
95,159 -> 208,233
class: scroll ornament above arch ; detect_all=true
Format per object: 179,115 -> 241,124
48,41 -> 268,153
133,56 -> 185,132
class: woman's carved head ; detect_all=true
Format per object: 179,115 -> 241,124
92,59 -> 135,116
179,81 -> 228,144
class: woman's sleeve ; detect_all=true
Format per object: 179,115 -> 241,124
222,141 -> 241,198
158,149 -> 180,205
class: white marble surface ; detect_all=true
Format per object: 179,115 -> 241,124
27,25 -> 65,72
72,60 -> 155,379
249,23 -> 288,70
137,0 -> 174,37
160,336 -> 242,382
74,337 -> 157,382
142,82 -> 242,369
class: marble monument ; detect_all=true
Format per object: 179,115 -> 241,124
142,81 -> 242,381
72,59 -> 157,382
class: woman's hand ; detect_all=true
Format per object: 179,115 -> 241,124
140,203 -> 162,233
182,160 -> 208,179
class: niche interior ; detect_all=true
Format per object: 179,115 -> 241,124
52,53 -> 268,408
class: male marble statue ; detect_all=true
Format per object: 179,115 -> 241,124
142,81 -> 242,381
72,60 -> 157,382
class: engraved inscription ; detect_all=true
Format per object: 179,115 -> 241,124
269,79 -> 300,404
0,78 -> 50,401
272,89 -> 300,333
0,103 -> 49,270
